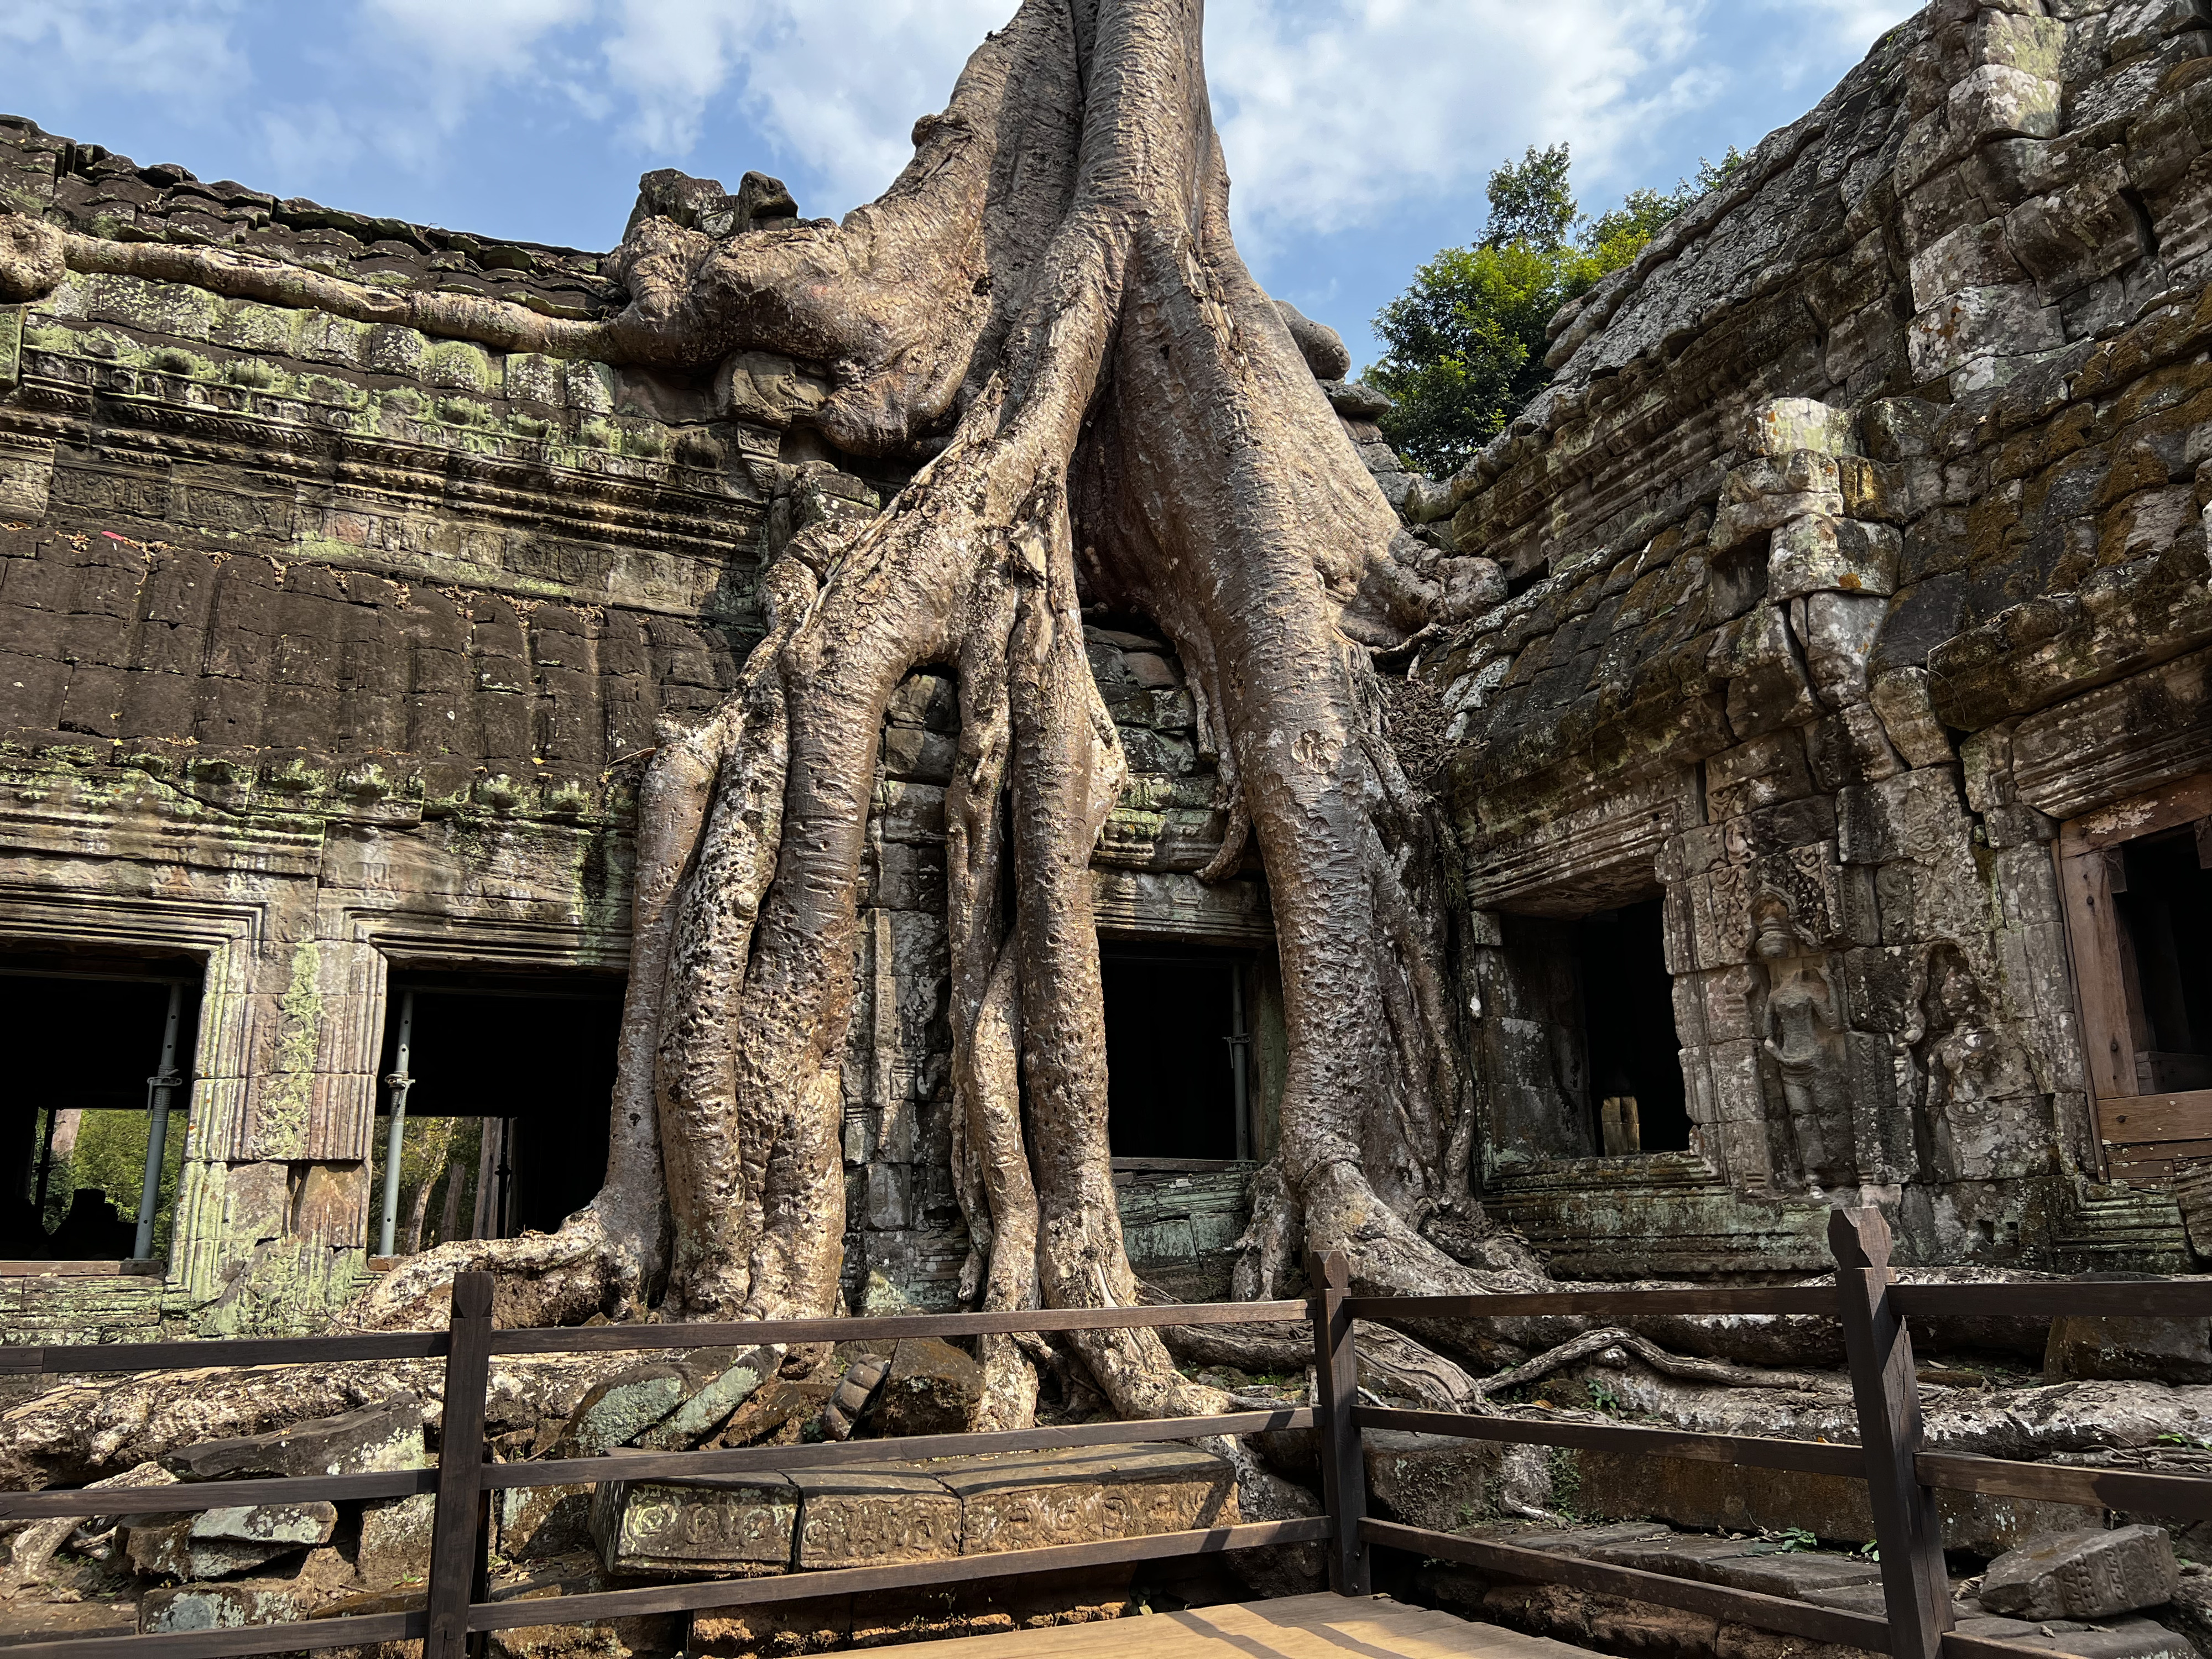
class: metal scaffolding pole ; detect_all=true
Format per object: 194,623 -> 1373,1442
1229,968 -> 1252,1162
377,990 -> 417,1259
132,982 -> 186,1262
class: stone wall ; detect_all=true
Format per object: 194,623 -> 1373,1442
1409,0 -> 2212,1271
0,113 -> 1279,1333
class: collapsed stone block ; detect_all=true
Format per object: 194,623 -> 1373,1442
790,1463 -> 961,1568
123,1500 -> 336,1580
933,1444 -> 1237,1554
591,1470 -> 797,1577
357,1493 -> 436,1588
161,1396 -> 425,1481
138,1578 -> 307,1633
1979,1526 -> 2180,1621
869,1336 -> 983,1437
2046,1317 -> 2212,1386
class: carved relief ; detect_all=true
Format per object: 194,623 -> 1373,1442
1754,889 -> 1854,1190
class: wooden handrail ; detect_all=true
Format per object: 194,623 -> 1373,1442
17,1234 -> 2212,1658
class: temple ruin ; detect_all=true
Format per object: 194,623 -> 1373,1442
0,0 -> 2207,1348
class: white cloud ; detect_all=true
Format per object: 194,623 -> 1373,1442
1205,0 -> 1714,249
597,0 -> 1013,208
0,1 -> 247,116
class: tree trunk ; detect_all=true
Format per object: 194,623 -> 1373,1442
311,0 -> 1516,1410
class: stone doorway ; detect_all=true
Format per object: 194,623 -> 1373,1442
0,945 -> 202,1261
368,969 -> 623,1257
1573,899 -> 1692,1156
1100,943 -> 1255,1164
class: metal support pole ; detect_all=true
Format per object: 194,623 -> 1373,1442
1229,967 -> 1253,1161
131,983 -> 185,1262
378,990 -> 416,1259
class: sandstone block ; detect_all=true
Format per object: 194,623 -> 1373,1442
1363,1430 -> 1506,1533
933,1444 -> 1237,1554
357,1493 -> 436,1588
2046,1316 -> 2212,1385
558,1366 -> 688,1455
497,1483 -> 594,1562
124,1499 -> 337,1580
139,1578 -> 306,1634
1979,1526 -> 2180,1621
1746,399 -> 1858,459
591,1472 -> 797,1576
791,1463 -> 960,1568
163,1396 -> 425,1481
1770,516 -> 1900,601
1950,64 -> 2063,142
871,1337 -> 983,1437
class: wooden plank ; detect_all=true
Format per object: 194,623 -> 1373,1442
1358,1519 -> 1891,1652
2095,1091 -> 2212,1144
1891,1281 -> 2212,1318
484,1299 -> 1312,1355
1918,1453 -> 2212,1521
2056,842 -> 2140,1109
1353,1406 -> 1865,1478
0,1467 -> 433,1522
1311,1249 -> 1369,1596
464,1516 -> 1334,1630
1832,1208 -> 1949,1659
845,1593 -> 1519,1658
481,1406 -> 1315,1491
1340,1287 -> 1836,1320
0,1609 -> 423,1658
17,1330 -> 451,1375
1946,1632 -> 2099,1659
425,1271 -> 494,1659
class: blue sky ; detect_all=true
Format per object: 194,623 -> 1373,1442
3,0 -> 1917,369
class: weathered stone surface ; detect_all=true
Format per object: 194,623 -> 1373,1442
1979,1526 -> 2181,1621
869,1337 -> 983,1437
1362,1429 -> 1507,1533
498,1483 -> 595,1562
138,1578 -> 306,1633
2047,1318 -> 2212,1386
932,1445 -> 1237,1554
557,1367 -> 689,1456
591,1472 -> 797,1576
791,1464 -> 961,1569
357,1493 -> 436,1588
123,1500 -> 337,1580
162,1397 -> 425,1482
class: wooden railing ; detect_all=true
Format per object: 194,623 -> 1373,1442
4,1206 -> 2212,1659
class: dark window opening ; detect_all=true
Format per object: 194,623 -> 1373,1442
371,969 -> 622,1255
1572,900 -> 1690,1155
1100,945 -> 1251,1163
2114,829 -> 2212,1093
0,945 -> 202,1261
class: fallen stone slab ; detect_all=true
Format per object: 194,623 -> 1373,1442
590,1469 -> 797,1577
139,1578 -> 307,1634
161,1396 -> 425,1481
122,1500 -> 337,1581
1362,1429 -> 1505,1533
1802,1582 -> 1979,1618
1960,1614 -> 2198,1659
358,1492 -> 436,1588
497,1482 -> 595,1562
1498,1521 -> 1674,1558
1980,1526 -> 2180,1620
932,1444 -> 1236,1554
869,1337 -> 982,1437
2047,1317 -> 2212,1386
791,1463 -> 959,1569
555,1366 -> 689,1457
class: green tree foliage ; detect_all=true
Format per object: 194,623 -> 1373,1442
1370,145 -> 1744,478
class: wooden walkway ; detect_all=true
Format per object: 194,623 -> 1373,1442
889,1594 -> 1590,1657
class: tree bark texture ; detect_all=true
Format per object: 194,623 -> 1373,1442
305,0 -> 1520,1414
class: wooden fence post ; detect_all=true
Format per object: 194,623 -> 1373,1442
1310,1249 -> 1371,1595
425,1270 -> 495,1659
1830,1207 -> 1950,1659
